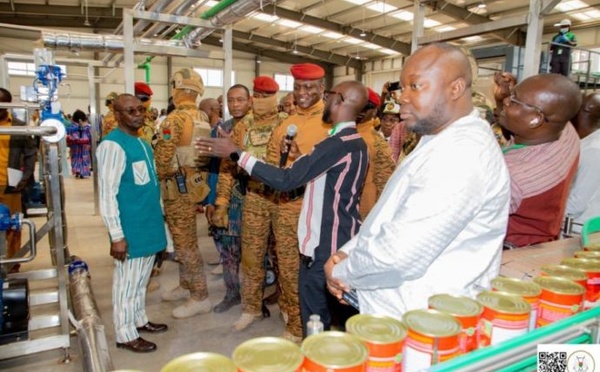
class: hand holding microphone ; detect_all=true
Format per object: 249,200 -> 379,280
279,124 -> 298,168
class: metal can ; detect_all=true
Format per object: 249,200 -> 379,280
491,277 -> 541,331
540,264 -> 588,288
302,331 -> 368,372
561,257 -> 600,309
476,291 -> 531,347
161,352 -> 236,372
533,276 -> 585,327
574,250 -> 600,261
346,314 -> 407,372
233,337 -> 304,372
402,309 -> 462,372
428,294 -> 482,353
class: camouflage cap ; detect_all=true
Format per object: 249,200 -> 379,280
105,91 -> 118,102
171,67 -> 205,96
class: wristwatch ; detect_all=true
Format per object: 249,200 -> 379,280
229,149 -> 242,162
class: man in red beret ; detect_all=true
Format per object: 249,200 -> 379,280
355,88 -> 395,220
239,63 -> 329,342
218,76 -> 287,322
134,82 -> 155,145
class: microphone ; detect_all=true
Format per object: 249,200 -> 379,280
279,124 -> 298,168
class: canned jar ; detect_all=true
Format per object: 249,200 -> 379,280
476,291 -> 531,347
428,293 -> 483,353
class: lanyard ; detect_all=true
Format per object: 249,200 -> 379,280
328,121 -> 354,136
502,143 -> 527,154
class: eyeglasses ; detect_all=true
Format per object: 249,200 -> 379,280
324,90 -> 345,102
508,92 -> 549,122
117,106 -> 146,116
136,95 -> 151,103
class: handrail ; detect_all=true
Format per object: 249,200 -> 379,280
430,306 -> 600,372
543,41 -> 600,92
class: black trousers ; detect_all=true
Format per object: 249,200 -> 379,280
550,54 -> 571,77
299,253 -> 334,337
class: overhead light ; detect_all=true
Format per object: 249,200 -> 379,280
478,1 -> 486,8
360,30 -> 367,37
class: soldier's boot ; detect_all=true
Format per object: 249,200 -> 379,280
172,298 -> 212,319
232,312 -> 262,332
213,294 -> 241,313
161,286 -> 190,302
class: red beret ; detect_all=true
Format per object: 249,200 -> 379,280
290,63 -> 325,80
253,76 -> 279,94
367,88 -> 380,106
135,82 -> 153,96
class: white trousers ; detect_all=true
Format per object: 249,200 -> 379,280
113,255 -> 154,343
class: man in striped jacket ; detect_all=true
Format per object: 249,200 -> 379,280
197,80 -> 369,337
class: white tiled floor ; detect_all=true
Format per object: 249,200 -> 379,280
0,175 -> 285,371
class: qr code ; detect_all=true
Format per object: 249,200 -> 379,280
538,351 -> 567,372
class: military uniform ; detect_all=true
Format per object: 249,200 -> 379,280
139,112 -> 155,146
356,118 -> 395,219
155,68 -> 213,318
101,111 -> 117,138
265,99 -> 329,338
229,109 -> 286,318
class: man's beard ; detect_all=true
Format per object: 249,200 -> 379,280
322,107 -> 333,124
409,100 -> 446,135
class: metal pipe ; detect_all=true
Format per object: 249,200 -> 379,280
0,219 -> 37,264
102,0 -> 174,64
0,126 -> 57,136
41,31 -> 187,52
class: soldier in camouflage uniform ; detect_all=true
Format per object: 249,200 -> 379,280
155,68 -> 212,319
225,77 -> 288,326
101,91 -> 118,139
356,88 -> 395,219
209,85 -> 252,313
134,82 -> 156,145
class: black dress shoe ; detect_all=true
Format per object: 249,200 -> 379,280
213,295 -> 241,313
116,337 -> 157,353
136,322 -> 168,333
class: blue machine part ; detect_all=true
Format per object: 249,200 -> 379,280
0,204 -> 21,231
68,261 -> 89,276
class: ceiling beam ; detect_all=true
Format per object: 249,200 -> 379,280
0,4 -> 118,18
232,29 -> 362,69
201,35 -> 333,67
261,5 -> 410,55
427,0 -> 525,45
0,16 -> 121,29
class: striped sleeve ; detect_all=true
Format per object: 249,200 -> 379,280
96,140 -> 126,241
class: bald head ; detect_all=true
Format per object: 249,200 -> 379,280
322,80 -> 368,125
199,98 -> 221,126
398,43 -> 473,135
574,92 -> 600,138
522,74 -> 581,125
411,43 -> 473,90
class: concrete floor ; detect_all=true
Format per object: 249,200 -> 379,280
0,174 -> 285,371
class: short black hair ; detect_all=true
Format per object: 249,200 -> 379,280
0,87 -> 12,102
72,109 -> 88,123
228,84 -> 250,98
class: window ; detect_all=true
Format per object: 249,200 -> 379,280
274,73 -> 294,91
7,61 -> 67,77
194,67 -> 235,87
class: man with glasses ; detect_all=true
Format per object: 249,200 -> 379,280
198,80 -> 369,337
134,82 -> 155,145
97,94 -> 168,353
155,68 -> 213,318
497,73 -> 581,248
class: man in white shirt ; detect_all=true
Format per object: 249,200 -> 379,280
325,43 -> 511,318
567,92 -> 600,233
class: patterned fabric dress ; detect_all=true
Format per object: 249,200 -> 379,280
67,123 -> 92,178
